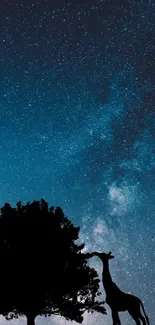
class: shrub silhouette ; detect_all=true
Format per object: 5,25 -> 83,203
0,199 -> 106,325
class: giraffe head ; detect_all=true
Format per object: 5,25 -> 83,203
98,251 -> 114,262
85,251 -> 114,261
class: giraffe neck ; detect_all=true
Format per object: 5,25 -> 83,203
102,260 -> 113,294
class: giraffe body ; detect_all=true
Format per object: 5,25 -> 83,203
105,282 -> 138,310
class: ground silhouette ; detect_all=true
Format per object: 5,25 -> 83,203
85,252 -> 149,325
0,200 -> 106,325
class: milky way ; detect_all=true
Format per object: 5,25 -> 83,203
0,0 -> 155,324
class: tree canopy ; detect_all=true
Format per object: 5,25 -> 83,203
0,199 -> 106,325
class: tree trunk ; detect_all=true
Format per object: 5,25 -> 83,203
27,315 -> 36,325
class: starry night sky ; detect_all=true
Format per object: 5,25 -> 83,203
0,0 -> 155,324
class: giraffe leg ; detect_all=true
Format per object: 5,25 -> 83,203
139,314 -> 146,325
111,310 -> 121,325
128,310 -> 141,325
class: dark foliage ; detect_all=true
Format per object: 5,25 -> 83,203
0,199 -> 106,325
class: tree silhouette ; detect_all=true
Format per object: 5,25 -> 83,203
0,199 -> 106,325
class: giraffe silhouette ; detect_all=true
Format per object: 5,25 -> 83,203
85,251 -> 149,325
